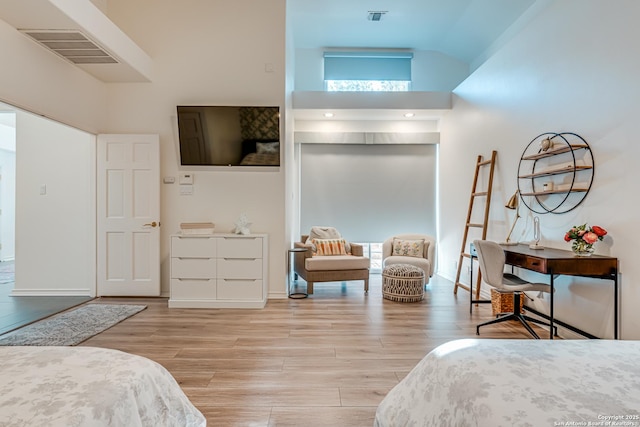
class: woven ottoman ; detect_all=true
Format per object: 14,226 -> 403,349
382,264 -> 425,302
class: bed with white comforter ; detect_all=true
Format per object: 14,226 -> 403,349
375,339 -> 640,427
0,346 -> 206,427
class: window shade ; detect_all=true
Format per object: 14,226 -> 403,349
323,51 -> 413,81
300,143 -> 437,242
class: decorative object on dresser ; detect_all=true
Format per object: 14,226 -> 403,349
517,132 -> 594,214
169,233 -> 269,308
180,222 -> 215,235
232,212 -> 252,235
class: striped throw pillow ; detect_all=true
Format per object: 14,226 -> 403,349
312,238 -> 348,256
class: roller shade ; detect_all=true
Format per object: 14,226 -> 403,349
300,143 -> 437,242
324,51 -> 413,81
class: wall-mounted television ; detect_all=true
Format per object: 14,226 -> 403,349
176,105 -> 280,167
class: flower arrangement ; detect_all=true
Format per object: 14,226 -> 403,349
564,223 -> 607,256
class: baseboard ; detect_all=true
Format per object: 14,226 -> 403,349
268,291 -> 288,299
10,289 -> 92,297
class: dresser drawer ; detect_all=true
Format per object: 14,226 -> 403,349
171,236 -> 217,258
217,279 -> 262,300
217,236 -> 262,258
171,278 -> 216,300
218,258 -> 262,279
171,258 -> 217,278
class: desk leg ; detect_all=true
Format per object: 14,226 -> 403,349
614,271 -> 618,339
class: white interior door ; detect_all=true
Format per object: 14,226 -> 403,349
97,134 -> 160,296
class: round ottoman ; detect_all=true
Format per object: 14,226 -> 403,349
382,264 -> 425,302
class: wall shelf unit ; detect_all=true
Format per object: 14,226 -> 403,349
517,132 -> 594,214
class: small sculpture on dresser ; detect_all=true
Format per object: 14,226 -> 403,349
233,213 -> 252,235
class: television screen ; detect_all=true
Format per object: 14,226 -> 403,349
176,105 -> 280,166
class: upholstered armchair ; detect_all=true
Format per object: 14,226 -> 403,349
293,226 -> 370,294
382,234 -> 436,285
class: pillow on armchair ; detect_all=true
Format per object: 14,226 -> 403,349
312,238 -> 348,256
392,238 -> 425,258
305,226 -> 352,254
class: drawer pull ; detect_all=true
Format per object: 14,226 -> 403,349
223,258 -> 257,261
222,279 -> 257,282
531,262 -> 539,266
177,257 -> 213,260
177,278 -> 211,281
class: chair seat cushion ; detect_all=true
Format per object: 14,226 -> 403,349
383,256 -> 431,276
305,255 -> 370,271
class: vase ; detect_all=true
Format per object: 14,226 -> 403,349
572,243 -> 594,256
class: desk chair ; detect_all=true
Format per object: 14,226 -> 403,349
473,239 -> 556,339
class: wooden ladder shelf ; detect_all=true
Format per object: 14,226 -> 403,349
453,151 -> 497,300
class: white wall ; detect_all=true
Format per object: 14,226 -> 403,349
0,119 -> 16,262
295,48 -> 469,91
439,0 -> 640,339
0,18 -> 107,133
14,111 -> 95,296
104,0 -> 287,297
0,17 -> 104,295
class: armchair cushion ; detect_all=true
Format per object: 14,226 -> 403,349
305,255 -> 370,271
312,238 -> 348,256
392,238 -> 425,258
383,256 -> 431,278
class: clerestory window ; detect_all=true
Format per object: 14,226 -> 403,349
323,51 -> 413,92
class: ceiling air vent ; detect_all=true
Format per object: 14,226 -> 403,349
19,30 -> 118,64
367,11 -> 387,21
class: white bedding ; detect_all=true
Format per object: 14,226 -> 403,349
0,346 -> 206,427
375,339 -> 640,427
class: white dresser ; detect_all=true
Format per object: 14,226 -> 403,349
169,233 -> 268,308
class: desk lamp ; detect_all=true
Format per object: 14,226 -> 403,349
501,190 -> 520,245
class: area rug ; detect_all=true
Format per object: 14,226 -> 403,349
0,303 -> 146,346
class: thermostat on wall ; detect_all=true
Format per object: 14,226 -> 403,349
179,173 -> 194,185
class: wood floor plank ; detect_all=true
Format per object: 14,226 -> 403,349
77,274 -> 548,426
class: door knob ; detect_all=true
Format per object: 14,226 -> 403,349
143,221 -> 158,227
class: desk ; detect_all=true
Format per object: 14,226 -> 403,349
503,244 -> 618,339
469,243 -> 618,339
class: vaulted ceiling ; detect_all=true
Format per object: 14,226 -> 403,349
289,0 -> 536,66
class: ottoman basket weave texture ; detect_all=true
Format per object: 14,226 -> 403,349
382,264 -> 425,302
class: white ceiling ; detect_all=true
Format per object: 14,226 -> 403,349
289,0 -> 535,64
289,0 -> 536,121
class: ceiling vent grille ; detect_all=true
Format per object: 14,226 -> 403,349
367,11 -> 387,21
19,30 -> 118,64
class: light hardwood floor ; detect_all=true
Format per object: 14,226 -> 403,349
82,274 -> 544,427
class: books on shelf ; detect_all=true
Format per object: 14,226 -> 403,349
180,222 -> 215,235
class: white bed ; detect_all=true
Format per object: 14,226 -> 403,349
0,346 -> 206,427
375,339 -> 640,427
